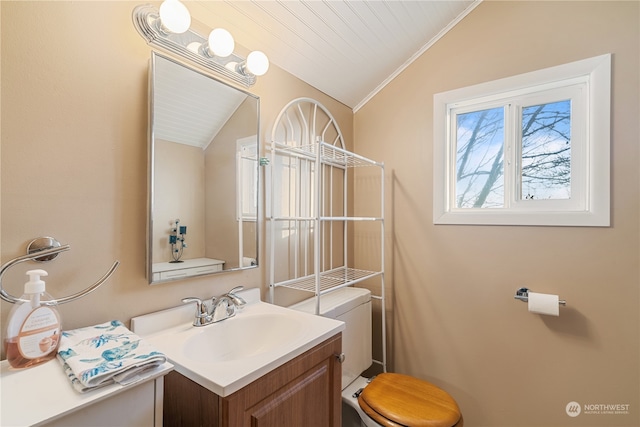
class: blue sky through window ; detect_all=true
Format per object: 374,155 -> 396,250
521,100 -> 571,200
455,100 -> 571,208
455,107 -> 505,208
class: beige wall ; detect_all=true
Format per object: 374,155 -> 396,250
0,1 -> 352,355
153,140 -> 205,262
354,1 -> 639,426
2,1 -> 638,426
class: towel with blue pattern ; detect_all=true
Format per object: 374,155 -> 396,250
57,320 -> 167,393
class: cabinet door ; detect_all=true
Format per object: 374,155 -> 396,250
222,334 -> 342,427
163,334 -> 342,427
245,357 -> 335,426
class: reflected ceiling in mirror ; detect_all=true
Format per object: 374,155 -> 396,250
148,53 -> 259,284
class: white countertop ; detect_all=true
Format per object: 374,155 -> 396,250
131,288 -> 344,397
0,357 -> 172,427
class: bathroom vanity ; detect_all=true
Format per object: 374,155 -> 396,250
164,334 -> 341,426
131,288 -> 345,427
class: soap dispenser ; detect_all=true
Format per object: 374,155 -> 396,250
4,269 -> 62,369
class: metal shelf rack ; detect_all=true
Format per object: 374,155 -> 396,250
267,98 -> 386,372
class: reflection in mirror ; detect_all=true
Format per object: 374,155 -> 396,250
148,53 -> 259,284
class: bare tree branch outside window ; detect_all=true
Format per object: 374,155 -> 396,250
454,100 -> 571,208
455,107 -> 504,208
521,100 -> 571,200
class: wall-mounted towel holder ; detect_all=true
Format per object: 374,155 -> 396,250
514,287 -> 566,306
0,237 -> 120,305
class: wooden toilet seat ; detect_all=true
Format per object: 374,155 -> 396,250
357,373 -> 461,427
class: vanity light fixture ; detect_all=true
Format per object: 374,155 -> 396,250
133,2 -> 269,87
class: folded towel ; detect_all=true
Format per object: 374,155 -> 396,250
57,320 -> 167,393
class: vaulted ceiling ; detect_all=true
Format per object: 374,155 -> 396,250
187,1 -> 480,111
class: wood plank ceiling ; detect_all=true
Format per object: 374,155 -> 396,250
188,1 -> 480,111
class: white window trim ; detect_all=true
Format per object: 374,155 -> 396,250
433,54 -> 611,227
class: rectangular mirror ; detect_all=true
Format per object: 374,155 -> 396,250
148,53 -> 259,284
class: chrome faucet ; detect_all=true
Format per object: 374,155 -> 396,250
182,286 -> 247,327
181,296 -> 217,327
210,295 -> 235,323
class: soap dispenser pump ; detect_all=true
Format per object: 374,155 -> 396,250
4,269 -> 62,369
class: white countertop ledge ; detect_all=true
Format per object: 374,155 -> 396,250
0,353 -> 172,427
131,288 -> 344,397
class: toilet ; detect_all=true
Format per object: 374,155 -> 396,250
290,287 -> 462,427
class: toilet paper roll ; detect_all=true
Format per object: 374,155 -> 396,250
528,292 -> 560,316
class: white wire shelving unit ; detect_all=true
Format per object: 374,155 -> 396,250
268,98 -> 386,372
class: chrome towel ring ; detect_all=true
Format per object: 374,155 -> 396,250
0,237 -> 119,305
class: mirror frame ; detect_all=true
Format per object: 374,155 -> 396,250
147,52 -> 260,284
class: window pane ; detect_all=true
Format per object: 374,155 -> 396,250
455,107 -> 504,208
521,100 -> 571,200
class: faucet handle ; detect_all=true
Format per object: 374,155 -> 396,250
226,286 -> 246,308
182,297 -> 205,314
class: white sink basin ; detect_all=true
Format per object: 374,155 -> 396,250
182,312 -> 304,363
131,288 -> 344,397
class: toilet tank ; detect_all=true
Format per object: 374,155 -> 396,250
289,287 -> 372,390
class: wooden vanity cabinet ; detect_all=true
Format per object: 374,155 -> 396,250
163,333 -> 342,427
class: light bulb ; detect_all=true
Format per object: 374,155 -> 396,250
186,42 -> 201,54
246,51 -> 269,76
225,61 -> 239,72
159,0 -> 191,34
207,28 -> 235,58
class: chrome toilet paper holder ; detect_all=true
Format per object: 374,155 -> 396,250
514,287 -> 566,306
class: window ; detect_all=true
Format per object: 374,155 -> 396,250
237,136 -> 258,221
433,54 -> 610,226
